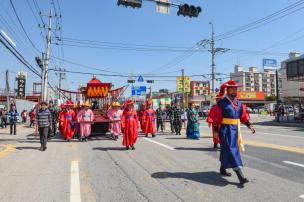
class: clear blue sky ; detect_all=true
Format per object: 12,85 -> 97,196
0,0 -> 303,95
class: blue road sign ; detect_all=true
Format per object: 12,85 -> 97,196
138,75 -> 144,82
131,86 -> 146,96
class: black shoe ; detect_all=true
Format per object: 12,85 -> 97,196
145,134 -> 148,137
126,146 -> 130,150
152,134 -> 156,138
39,147 -> 44,151
220,168 -> 232,177
43,147 -> 47,151
235,169 -> 249,185
67,139 -> 70,142
114,136 -> 118,141
131,145 -> 135,150
214,144 -> 220,149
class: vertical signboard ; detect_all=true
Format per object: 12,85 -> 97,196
16,72 -> 26,98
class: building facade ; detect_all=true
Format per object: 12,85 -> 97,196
190,81 -> 210,96
230,65 -> 277,97
279,52 -> 304,102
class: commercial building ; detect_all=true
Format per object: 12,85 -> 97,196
279,52 -> 304,103
230,65 -> 277,97
188,81 -> 210,107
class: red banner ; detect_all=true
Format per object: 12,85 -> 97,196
110,85 -> 127,98
87,83 -> 111,98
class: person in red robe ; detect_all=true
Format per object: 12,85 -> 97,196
143,100 -> 156,138
138,103 -> 146,133
121,100 -> 139,150
207,94 -> 223,149
61,100 -> 76,141
58,104 -> 66,134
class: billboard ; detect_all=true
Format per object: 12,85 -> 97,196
131,86 -> 146,96
237,91 -> 265,101
176,76 -> 191,93
263,59 -> 277,70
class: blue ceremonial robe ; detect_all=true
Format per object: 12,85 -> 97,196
218,97 -> 243,169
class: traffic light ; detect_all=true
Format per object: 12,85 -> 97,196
146,80 -> 154,83
127,80 -> 135,83
177,4 -> 202,18
117,0 -> 142,8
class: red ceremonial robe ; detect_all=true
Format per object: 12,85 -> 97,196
143,108 -> 156,134
61,109 -> 76,139
121,109 -> 139,147
138,110 -> 146,133
206,105 -> 221,145
59,110 -> 64,134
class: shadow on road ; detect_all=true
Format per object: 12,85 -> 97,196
93,147 -> 126,151
151,171 -> 241,188
175,147 -> 219,152
16,146 -> 40,150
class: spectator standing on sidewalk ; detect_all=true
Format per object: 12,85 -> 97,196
36,101 -> 52,151
8,105 -> 19,135
2,107 -> 8,128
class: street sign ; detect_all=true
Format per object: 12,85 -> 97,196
176,76 -> 190,92
131,86 -> 146,96
156,0 -> 170,14
138,75 -> 144,82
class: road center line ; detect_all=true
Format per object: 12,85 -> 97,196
283,161 -> 304,168
70,161 -> 81,202
143,138 -> 175,150
299,194 -> 304,199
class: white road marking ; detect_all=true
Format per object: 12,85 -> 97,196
283,161 -> 304,168
70,161 -> 81,202
299,194 -> 304,199
243,131 -> 304,139
143,138 -> 175,150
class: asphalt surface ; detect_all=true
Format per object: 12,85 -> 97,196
0,119 -> 303,202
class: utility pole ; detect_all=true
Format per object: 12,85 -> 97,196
5,70 -> 10,110
55,67 -> 66,99
199,22 -> 229,94
210,23 -> 215,94
41,8 -> 52,101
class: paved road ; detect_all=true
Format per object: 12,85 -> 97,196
0,121 -> 303,202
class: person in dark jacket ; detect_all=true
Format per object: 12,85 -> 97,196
155,104 -> 164,132
48,100 -> 58,139
36,101 -> 52,151
172,103 -> 182,135
8,105 -> 19,135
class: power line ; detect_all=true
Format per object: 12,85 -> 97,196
50,55 -> 182,75
216,0 -> 304,40
9,0 -> 41,53
51,68 -> 206,78
0,35 -> 41,78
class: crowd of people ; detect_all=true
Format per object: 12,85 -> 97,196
0,79 -> 258,186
